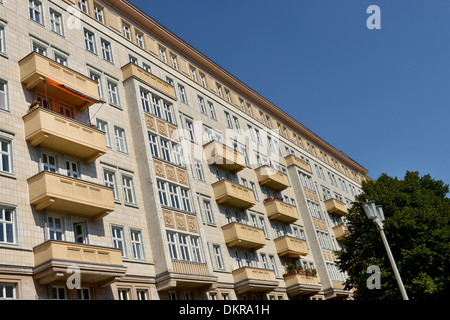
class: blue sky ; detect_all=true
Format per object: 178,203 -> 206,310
131,0 -> 450,189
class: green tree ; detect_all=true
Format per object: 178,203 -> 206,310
335,171 -> 450,299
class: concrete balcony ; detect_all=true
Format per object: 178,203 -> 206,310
264,199 -> 298,223
28,171 -> 115,221
156,260 -> 218,292
283,273 -> 321,298
274,236 -> 309,258
19,52 -> 100,109
203,140 -> 246,173
23,107 -> 106,163
255,165 -> 290,191
33,240 -> 126,287
232,267 -> 278,294
121,62 -> 175,99
212,179 -> 256,209
333,224 -> 348,241
221,222 -> 266,250
324,198 -> 348,216
284,154 -> 311,172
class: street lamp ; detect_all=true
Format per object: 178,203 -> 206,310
363,201 -> 409,300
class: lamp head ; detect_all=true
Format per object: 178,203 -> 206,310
376,205 -> 385,222
363,201 -> 377,220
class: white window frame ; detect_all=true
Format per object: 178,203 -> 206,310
122,173 -> 136,204
114,126 -> 128,153
29,0 -> 44,25
130,229 -> 144,259
0,207 -> 15,244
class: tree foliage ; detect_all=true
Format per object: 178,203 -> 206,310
335,171 -> 450,300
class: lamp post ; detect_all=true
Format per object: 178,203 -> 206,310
363,201 -> 409,300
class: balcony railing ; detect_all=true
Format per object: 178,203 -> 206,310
324,198 -> 348,216
274,235 -> 309,257
283,273 -> 320,297
284,154 -> 311,172
255,165 -> 290,191
172,260 -> 210,276
203,140 -> 246,173
23,107 -> 106,163
121,62 -> 175,98
232,267 -> 278,294
222,222 -> 266,250
28,171 -> 115,221
212,179 -> 256,209
19,52 -> 100,109
33,240 -> 126,286
264,199 -> 298,223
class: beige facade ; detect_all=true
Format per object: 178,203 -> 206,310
0,0 -> 368,300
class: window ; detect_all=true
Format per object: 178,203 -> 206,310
32,38 -> 47,56
216,84 -> 223,98
167,232 -> 178,259
29,0 -> 43,24
0,25 -> 5,54
101,39 -> 112,62
140,89 -> 150,113
159,47 -> 167,63
0,80 -> 7,111
207,101 -> 217,120
170,54 -> 178,69
163,101 -> 173,124
118,289 -> 129,300
112,226 -> 125,256
122,23 -> 131,40
0,207 -> 15,244
269,255 -> 279,276
90,70 -> 104,100
122,174 -> 136,204
0,283 -> 15,299
193,159 -> 205,181
142,62 -> 152,73
49,9 -> 63,35
191,237 -> 202,262
130,230 -> 143,259
246,103 -> 253,117
250,182 -> 259,201
180,188 -> 192,212
53,51 -> 68,66
160,139 -> 171,162
168,184 -> 180,209
225,89 -> 231,103
129,55 -> 138,65
77,288 -> 90,300
107,79 -> 120,105
224,111 -> 233,129
0,136 -> 12,174
178,234 -> 190,260
200,73 -> 207,87
137,290 -> 147,300
198,96 -> 207,114
185,118 -> 195,142
190,67 -> 197,81
41,152 -> 57,173
52,287 -> 66,300
96,119 -> 110,147
178,84 -> 188,104
171,143 -> 183,166
152,96 -> 162,118
48,216 -> 63,240
114,126 -> 128,153
65,159 -> 79,178
148,133 -> 159,158
136,32 -> 144,48
78,0 -> 88,13
157,180 -> 168,206
104,169 -> 119,200
94,4 -> 104,23
232,116 -> 241,133
213,245 -> 224,270
203,199 -> 214,224
84,29 -> 96,53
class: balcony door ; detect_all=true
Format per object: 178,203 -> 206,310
73,222 -> 86,244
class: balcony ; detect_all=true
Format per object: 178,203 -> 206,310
264,199 -> 298,223
156,260 -> 218,292
33,240 -> 126,287
284,273 -> 320,298
19,52 -> 100,110
255,165 -> 289,191
28,171 -> 115,221
203,141 -> 246,173
121,62 -> 175,99
284,154 -> 311,172
333,224 -> 348,241
232,267 -> 278,294
23,107 -> 107,163
324,198 -> 348,216
222,222 -> 266,250
212,179 -> 256,209
274,236 -> 309,258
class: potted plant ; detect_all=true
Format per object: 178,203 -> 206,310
263,196 -> 284,204
29,100 -> 40,111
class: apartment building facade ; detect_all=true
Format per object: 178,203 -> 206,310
0,0 -> 369,300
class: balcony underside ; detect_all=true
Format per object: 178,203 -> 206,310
156,272 -> 218,292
